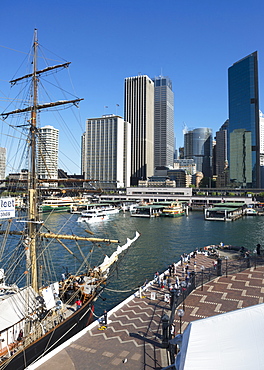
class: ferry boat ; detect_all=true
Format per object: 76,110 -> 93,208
77,209 -> 109,223
40,197 -> 81,213
160,202 -> 185,217
71,202 -> 120,215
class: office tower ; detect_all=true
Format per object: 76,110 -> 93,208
230,129 -> 252,185
215,120 -> 228,187
0,147 -> 6,180
184,128 -> 212,178
228,51 -> 260,188
153,76 -> 174,168
81,132 -> 86,177
124,75 -> 154,185
83,115 -> 131,189
38,125 -> 59,180
259,111 -> 264,186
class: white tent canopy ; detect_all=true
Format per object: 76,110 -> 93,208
174,303 -> 264,370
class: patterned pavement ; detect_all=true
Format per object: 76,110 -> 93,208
34,253 -> 264,370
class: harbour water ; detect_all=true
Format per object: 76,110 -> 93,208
43,210 -> 264,316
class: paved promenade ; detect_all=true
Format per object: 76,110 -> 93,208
31,252 -> 264,370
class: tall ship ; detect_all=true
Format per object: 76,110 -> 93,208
0,30 -> 139,370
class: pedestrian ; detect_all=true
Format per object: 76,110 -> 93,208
170,324 -> 175,338
175,276 -> 179,288
180,255 -> 183,266
174,262 -> 177,276
103,310 -> 108,326
161,277 -> 164,289
17,329 -> 23,342
256,244 -> 261,256
75,299 -> 82,310
167,277 -> 171,290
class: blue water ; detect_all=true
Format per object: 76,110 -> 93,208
42,211 -> 264,316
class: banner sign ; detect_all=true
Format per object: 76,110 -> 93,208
0,198 -> 15,218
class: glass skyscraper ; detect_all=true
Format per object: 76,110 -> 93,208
184,128 -> 212,178
153,76 -> 174,168
228,51 -> 260,188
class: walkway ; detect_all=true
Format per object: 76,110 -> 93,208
31,253 -> 264,370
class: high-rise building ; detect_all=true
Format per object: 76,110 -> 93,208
229,129 -> 252,185
184,128 -> 212,178
124,75 -> 154,185
153,76 -> 174,168
259,111 -> 264,187
0,147 -> 6,180
228,51 -> 260,188
83,115 -> 131,189
38,125 -> 59,180
215,120 -> 228,187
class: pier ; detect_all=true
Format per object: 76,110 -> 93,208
27,249 -> 264,370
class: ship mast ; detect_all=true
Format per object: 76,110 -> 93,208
1,29 -> 84,292
28,29 -> 39,292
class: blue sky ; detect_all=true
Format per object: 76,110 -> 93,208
0,0 -> 264,174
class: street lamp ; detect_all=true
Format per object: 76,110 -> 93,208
201,265 -> 205,291
180,281 -> 187,310
253,249 -> 257,269
225,256 -> 228,278
177,308 -> 185,334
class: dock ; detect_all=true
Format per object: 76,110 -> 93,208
28,251 -> 264,370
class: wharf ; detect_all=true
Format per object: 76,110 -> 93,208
30,251 -> 264,370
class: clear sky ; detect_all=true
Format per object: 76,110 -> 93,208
0,0 -> 264,174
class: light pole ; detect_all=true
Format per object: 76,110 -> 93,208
180,281 -> 187,310
225,256 -> 228,278
253,249 -> 257,269
201,265 -> 205,291
177,308 -> 185,334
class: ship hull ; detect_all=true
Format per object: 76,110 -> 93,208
1,302 -> 94,370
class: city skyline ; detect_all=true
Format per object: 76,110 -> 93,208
0,0 -> 264,174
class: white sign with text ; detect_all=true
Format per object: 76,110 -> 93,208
0,198 -> 15,218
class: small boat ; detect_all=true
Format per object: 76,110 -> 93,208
77,209 -> 109,223
244,208 -> 259,215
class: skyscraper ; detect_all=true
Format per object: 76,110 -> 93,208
259,111 -> 264,187
153,76 -> 174,168
215,120 -> 228,187
228,51 -> 260,188
184,128 -> 212,178
83,115 -> 131,189
38,125 -> 59,180
124,75 -> 154,185
230,129 -> 252,185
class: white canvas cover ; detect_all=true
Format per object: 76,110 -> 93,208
175,303 -> 264,370
0,286 -> 37,331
